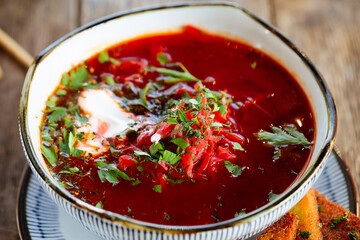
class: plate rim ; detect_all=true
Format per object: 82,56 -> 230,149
16,148 -> 359,239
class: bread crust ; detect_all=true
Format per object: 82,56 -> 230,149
316,190 -> 360,239
291,187 -> 322,239
256,212 -> 299,240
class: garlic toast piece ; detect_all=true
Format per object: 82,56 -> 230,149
256,212 -> 299,240
290,187 -> 322,239
316,190 -> 360,239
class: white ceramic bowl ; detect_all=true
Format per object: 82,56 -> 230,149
19,2 -> 336,239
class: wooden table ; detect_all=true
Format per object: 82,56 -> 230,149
0,0 -> 359,238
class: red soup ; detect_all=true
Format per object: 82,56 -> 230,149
40,26 -> 315,225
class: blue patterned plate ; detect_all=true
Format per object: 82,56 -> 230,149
17,149 -> 358,240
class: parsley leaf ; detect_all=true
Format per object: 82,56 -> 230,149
234,211 -> 246,218
233,142 -> 244,151
149,64 -> 201,83
153,184 -> 162,193
98,51 -> 120,65
268,192 -> 280,202
171,138 -> 189,150
134,82 -> 151,110
41,144 -> 57,166
97,161 -> 134,183
95,201 -> 103,209
164,175 -> 184,184
41,129 -> 53,142
149,142 -> 163,156
160,150 -> 181,165
224,161 -> 244,177
256,125 -> 311,146
56,89 -> 67,95
299,231 -> 311,239
69,65 -> 89,90
157,52 -> 171,64
46,107 -> 67,123
134,150 -> 151,157
330,211 -> 349,228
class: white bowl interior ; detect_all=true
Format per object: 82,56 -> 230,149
26,4 -> 330,212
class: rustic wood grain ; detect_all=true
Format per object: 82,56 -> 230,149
0,1 -> 79,239
0,0 -> 359,239
80,0 -> 272,24
274,0 -> 360,199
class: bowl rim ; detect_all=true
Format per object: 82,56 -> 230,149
19,1 -> 337,233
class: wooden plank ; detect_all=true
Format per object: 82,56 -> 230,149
0,0 -> 78,238
274,0 -> 360,193
80,0 -> 272,25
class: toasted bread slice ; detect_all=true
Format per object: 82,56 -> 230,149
291,187 -> 322,239
256,212 -> 299,240
316,190 -> 360,239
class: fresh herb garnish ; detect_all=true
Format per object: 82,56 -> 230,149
330,211 -> 349,228
149,142 -> 163,156
46,107 -> 67,123
160,150 -> 181,165
171,138 -> 189,150
95,201 -> 103,209
349,229 -> 360,240
268,192 -> 279,202
41,144 -> 57,166
97,161 -> 134,184
62,65 -> 89,90
153,184 -> 162,193
56,89 -> 67,95
134,82 -> 151,110
299,231 -> 311,239
233,142 -> 244,151
256,125 -> 311,146
164,175 -> 184,184
157,52 -> 171,64
234,211 -> 246,218
98,51 -> 120,66
224,161 -> 244,177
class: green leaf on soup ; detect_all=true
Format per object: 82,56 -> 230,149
95,201 -> 103,209
160,150 -> 181,165
46,96 -> 57,107
69,65 -> 89,90
149,142 -> 163,156
153,184 -> 162,193
171,138 -> 189,150
233,142 -> 244,151
56,89 -> 67,95
224,161 -> 244,177
256,125 -> 311,146
98,51 -> 120,66
41,129 -> 53,142
268,192 -> 280,202
157,52 -> 171,64
104,75 -> 115,85
46,107 -> 67,123
41,144 -> 57,166
133,82 -> 151,110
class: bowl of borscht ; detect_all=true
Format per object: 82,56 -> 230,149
19,2 -> 336,239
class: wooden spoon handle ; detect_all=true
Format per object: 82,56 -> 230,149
0,64 -> 3,79
0,28 -> 33,68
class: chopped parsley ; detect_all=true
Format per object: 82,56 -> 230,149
224,161 -> 244,177
330,211 -> 349,228
41,144 -> 57,166
299,231 -> 311,239
98,51 -> 120,65
153,184 -> 162,193
256,125 -> 311,146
